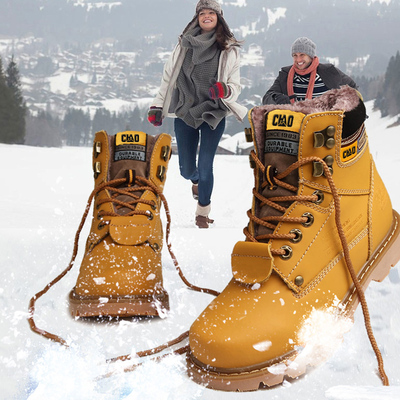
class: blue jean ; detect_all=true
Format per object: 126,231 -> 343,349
174,118 -> 225,207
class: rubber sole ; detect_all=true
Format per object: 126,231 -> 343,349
69,288 -> 169,318
187,210 -> 400,392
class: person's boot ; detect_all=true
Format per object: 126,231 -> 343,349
192,183 -> 199,200
69,130 -> 172,318
187,87 -> 400,391
195,203 -> 214,229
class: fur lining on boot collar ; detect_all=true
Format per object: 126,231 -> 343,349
251,86 -> 362,152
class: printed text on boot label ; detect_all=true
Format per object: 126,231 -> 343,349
114,131 -> 147,162
265,110 -> 305,156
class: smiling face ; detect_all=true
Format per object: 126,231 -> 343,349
198,8 -> 218,32
292,52 -> 313,70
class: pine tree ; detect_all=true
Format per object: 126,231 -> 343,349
92,108 -> 115,136
25,110 -> 62,147
375,51 -> 400,117
5,55 -> 27,144
0,56 -> 16,144
63,108 -> 91,146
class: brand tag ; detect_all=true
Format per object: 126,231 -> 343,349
265,110 -> 305,156
114,131 -> 147,162
340,124 -> 366,163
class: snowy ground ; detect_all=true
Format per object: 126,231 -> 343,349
1,101 -> 400,399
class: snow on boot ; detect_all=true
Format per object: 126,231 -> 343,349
69,130 -> 172,318
187,87 -> 400,391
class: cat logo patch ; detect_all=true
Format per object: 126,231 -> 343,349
114,131 -> 147,162
264,110 -> 305,156
340,124 -> 367,163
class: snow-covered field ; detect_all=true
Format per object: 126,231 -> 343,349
1,101 -> 400,399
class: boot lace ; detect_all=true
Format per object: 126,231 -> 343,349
28,175 -> 219,349
244,149 -> 389,386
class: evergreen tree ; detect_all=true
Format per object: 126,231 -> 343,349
127,106 -> 144,132
0,56 -> 16,144
5,55 -> 27,144
63,108 -> 91,146
25,110 -> 62,147
92,108 -> 115,136
375,51 -> 400,117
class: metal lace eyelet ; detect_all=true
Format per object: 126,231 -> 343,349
280,245 -> 293,260
302,212 -> 314,227
94,141 -> 102,158
98,222 -> 105,230
147,211 -> 154,220
153,243 -> 160,251
289,229 -> 303,243
312,190 -> 324,205
157,165 -> 166,182
94,161 -> 101,179
151,201 -> 157,210
161,145 -> 171,161
295,276 -> 304,286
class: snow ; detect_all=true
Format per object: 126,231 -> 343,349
222,0 -> 247,7
267,7 -> 287,29
72,1 -> 123,11
1,101 -> 400,399
233,6 -> 286,37
240,44 -> 265,67
47,72 -> 75,95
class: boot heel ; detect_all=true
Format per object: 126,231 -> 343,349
370,210 -> 400,283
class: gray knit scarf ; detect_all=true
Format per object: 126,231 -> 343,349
172,26 -> 228,129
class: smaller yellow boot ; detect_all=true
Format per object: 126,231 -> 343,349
69,130 -> 172,317
187,87 -> 400,391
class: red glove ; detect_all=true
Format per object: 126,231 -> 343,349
208,80 -> 231,100
147,107 -> 163,126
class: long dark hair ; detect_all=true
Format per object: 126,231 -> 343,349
181,13 -> 242,50
215,14 -> 242,50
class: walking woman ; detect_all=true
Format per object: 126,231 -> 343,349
147,0 -> 247,228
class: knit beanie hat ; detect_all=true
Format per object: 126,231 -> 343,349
291,37 -> 316,58
196,0 -> 223,15
182,0 -> 231,37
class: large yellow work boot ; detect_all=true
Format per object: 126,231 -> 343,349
69,130 -> 172,318
187,87 -> 400,391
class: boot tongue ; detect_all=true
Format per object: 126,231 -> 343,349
109,131 -> 152,216
257,110 -> 306,238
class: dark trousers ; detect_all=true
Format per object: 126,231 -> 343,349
174,118 -> 225,207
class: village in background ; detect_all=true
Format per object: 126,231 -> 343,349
0,0 -> 399,153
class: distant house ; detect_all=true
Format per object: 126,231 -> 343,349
216,145 -> 235,155
218,131 -> 254,155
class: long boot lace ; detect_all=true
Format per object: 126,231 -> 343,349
28,175 -> 219,348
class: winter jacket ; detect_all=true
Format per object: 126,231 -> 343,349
151,41 -> 248,122
262,63 -> 358,105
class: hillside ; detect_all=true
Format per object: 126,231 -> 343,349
0,0 -> 399,128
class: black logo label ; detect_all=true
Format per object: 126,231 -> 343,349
272,114 -> 294,128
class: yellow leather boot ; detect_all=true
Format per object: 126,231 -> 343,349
69,130 -> 172,318
187,87 -> 400,391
